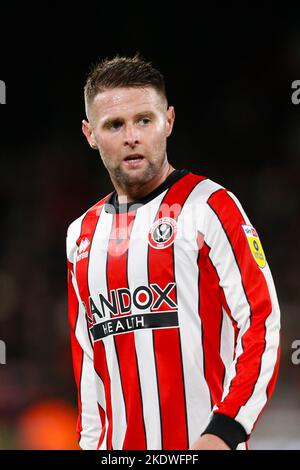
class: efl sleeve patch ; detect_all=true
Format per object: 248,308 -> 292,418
242,225 -> 266,268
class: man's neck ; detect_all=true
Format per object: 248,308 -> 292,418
114,163 -> 175,204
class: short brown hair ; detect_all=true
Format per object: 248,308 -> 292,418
84,53 -> 168,107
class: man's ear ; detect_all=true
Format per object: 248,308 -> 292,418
82,119 -> 98,149
165,106 -> 175,137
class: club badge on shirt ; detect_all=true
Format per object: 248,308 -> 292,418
242,225 -> 266,268
148,217 -> 177,249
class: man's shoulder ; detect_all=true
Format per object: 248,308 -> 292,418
187,171 -> 226,204
66,193 -> 111,262
188,171 -> 246,213
68,193 -> 111,231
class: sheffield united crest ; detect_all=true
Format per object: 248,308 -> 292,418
148,217 -> 177,249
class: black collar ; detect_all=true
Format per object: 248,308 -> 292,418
104,168 -> 189,214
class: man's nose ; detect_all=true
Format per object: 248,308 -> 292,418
124,124 -> 140,147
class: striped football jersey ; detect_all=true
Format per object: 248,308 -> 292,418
66,169 -> 281,450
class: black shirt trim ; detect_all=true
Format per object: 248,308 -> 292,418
104,169 -> 189,214
201,413 -> 248,450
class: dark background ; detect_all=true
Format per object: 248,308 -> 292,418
0,5 -> 299,448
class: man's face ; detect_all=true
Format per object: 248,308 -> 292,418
83,87 -> 175,188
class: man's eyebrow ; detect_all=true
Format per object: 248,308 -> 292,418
101,117 -> 123,127
134,110 -> 156,119
102,110 -> 156,127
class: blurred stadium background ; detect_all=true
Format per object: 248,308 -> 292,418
0,6 -> 299,449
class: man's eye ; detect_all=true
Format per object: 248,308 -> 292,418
109,121 -> 123,130
140,118 -> 150,125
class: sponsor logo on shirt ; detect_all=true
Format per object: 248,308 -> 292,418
148,217 -> 177,249
242,224 -> 266,268
77,237 -> 90,261
87,283 -> 179,341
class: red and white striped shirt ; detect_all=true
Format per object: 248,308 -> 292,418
66,169 -> 280,450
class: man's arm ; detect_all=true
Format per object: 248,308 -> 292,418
67,222 -> 103,450
195,188 -> 281,450
190,434 -> 230,450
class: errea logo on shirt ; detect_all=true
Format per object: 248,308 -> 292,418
242,224 -> 266,268
77,237 -> 90,261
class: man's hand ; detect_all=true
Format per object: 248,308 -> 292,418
190,433 -> 231,450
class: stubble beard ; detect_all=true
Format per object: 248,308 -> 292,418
110,159 -> 160,189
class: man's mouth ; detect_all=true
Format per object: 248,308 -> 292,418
123,154 -> 145,167
124,154 -> 145,162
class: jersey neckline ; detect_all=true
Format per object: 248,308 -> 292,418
104,168 -> 189,214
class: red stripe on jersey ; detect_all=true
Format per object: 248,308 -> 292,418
148,173 -> 206,450
67,263 -> 83,444
197,238 -> 226,408
106,211 -> 147,450
207,189 -> 273,419
75,198 -> 114,449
